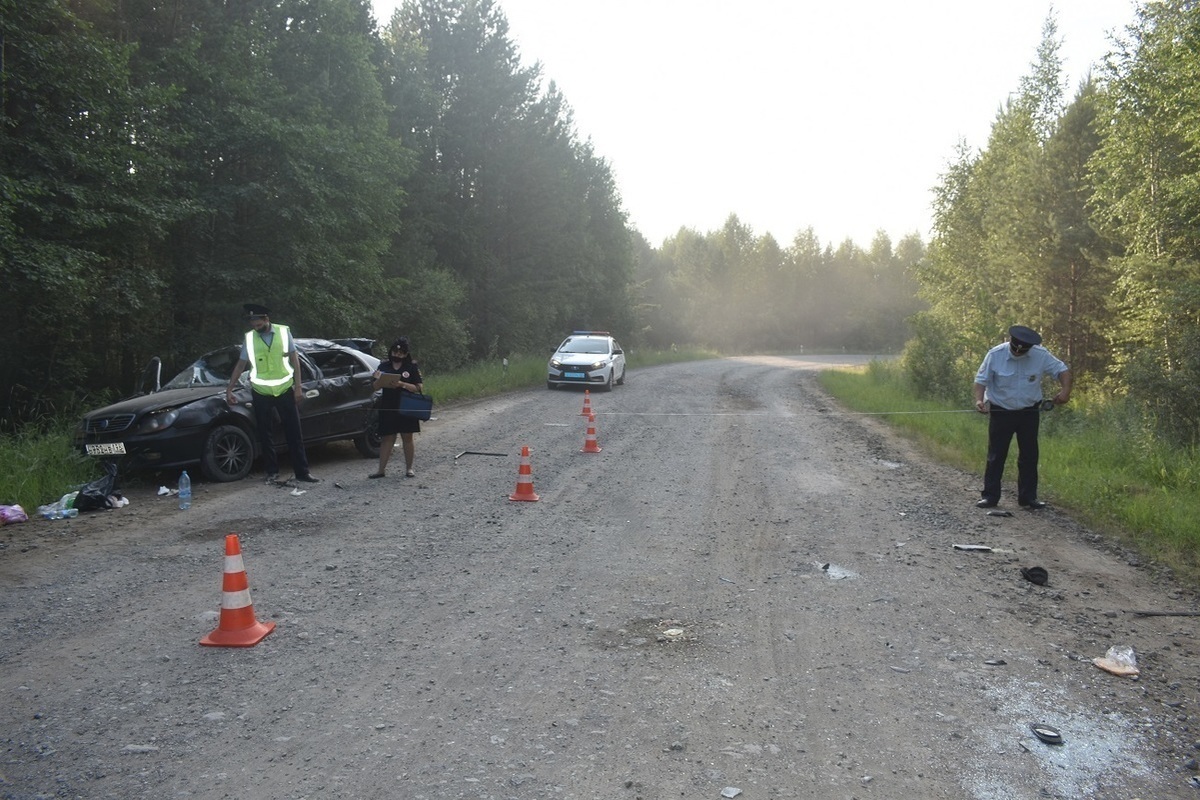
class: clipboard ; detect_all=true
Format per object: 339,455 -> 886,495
377,372 -> 405,389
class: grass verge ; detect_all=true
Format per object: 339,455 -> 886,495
820,360 -> 1200,583
0,421 -> 98,519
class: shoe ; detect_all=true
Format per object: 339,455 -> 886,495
1020,500 -> 1048,510
368,472 -> 385,479
976,498 -> 998,508
406,469 -> 416,478
264,474 -> 279,485
295,473 -> 321,483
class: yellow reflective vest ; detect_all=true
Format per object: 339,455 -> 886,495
245,324 -> 295,396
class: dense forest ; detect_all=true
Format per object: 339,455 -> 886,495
3,1 -> 1200,451
0,0 -> 921,429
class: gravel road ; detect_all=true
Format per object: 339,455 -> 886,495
2,355 -> 1198,800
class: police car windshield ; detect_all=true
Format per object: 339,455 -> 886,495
561,338 -> 609,355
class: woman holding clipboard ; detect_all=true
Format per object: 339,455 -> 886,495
369,336 -> 424,479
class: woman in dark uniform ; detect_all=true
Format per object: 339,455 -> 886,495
369,337 -> 424,479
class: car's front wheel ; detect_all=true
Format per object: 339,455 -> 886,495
601,371 -> 614,392
201,424 -> 255,482
354,415 -> 382,458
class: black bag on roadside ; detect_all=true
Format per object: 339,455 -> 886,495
74,461 -> 119,512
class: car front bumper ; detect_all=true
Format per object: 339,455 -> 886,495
548,365 -> 611,385
74,425 -> 213,474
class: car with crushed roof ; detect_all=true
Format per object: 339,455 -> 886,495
74,338 -> 384,482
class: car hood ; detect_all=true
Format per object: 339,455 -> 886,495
553,352 -> 610,365
82,386 -> 225,418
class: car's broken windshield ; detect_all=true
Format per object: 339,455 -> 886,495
162,347 -> 242,389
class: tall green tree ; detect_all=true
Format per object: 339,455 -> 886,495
0,0 -> 180,420
1040,79 -> 1117,376
909,14 -> 1111,401
1092,0 -> 1200,442
381,0 -> 632,358
112,0 -> 405,356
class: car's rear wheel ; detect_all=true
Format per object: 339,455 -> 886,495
354,415 -> 382,458
202,424 -> 255,482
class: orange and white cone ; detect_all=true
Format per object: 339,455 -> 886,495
200,534 -> 276,647
508,445 -> 540,502
581,413 -> 602,453
580,389 -> 593,417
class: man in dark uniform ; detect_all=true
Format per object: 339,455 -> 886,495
973,325 -> 1071,509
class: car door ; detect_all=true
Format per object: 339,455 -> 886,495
611,339 -> 626,379
300,348 -> 377,437
274,353 -> 334,444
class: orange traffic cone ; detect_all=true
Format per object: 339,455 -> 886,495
580,389 -> 593,417
200,534 -> 276,647
508,445 -> 540,501
581,413 -> 602,453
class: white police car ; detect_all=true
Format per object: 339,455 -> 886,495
547,331 -> 626,391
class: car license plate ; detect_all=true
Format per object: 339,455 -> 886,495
565,372 -> 585,378
85,443 -> 126,456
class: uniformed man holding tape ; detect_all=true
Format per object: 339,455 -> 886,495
973,325 -> 1070,510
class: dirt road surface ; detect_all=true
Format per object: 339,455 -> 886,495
3,356 -> 1199,800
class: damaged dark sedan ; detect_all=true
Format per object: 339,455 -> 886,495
74,339 -> 384,482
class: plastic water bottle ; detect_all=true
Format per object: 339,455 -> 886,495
38,502 -> 78,520
179,470 -> 192,510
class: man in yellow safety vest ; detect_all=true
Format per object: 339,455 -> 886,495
225,304 -> 319,484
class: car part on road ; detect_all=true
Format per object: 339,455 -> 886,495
1030,723 -> 1064,745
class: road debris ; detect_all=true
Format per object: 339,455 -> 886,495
1030,723 -> 1064,745
1021,566 -> 1049,586
1094,645 -> 1140,678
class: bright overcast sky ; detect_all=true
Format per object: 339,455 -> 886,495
371,0 -> 1138,247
